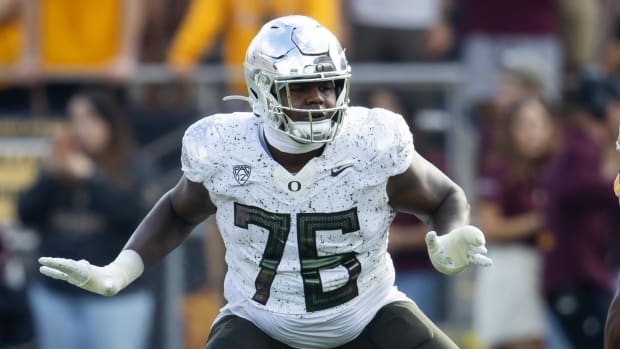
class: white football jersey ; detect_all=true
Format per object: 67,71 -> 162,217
181,106 -> 416,348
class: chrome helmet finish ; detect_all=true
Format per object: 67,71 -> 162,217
244,15 -> 351,143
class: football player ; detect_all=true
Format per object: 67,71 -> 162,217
37,16 -> 492,349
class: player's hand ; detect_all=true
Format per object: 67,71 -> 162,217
38,250 -> 144,296
39,257 -> 121,296
425,225 -> 493,275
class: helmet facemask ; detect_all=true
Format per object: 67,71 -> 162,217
266,76 -> 350,143
243,16 -> 351,144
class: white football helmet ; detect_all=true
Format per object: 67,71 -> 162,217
243,15 -> 351,143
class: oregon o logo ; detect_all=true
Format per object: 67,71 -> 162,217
288,181 -> 302,192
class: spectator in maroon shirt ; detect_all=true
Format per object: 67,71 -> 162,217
473,97 -> 556,349
543,69 -> 620,349
477,50 -> 547,176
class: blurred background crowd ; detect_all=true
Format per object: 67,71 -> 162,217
1,0 -> 620,349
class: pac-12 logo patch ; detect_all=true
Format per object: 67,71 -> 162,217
233,165 -> 251,185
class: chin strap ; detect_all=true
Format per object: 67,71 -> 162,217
263,124 -> 324,154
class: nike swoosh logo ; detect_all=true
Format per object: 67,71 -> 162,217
330,165 -> 354,177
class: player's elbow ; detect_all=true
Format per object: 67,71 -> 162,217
427,185 -> 470,229
441,185 -> 470,216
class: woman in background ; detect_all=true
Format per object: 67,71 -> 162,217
473,97 -> 557,349
18,90 -> 155,349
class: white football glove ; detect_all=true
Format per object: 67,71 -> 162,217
425,225 -> 493,275
38,249 -> 144,296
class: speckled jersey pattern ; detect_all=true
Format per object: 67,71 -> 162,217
180,106 -> 415,344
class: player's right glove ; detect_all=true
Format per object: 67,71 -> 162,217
38,249 -> 144,296
425,225 -> 492,275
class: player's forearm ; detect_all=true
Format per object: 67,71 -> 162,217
123,191 -> 201,268
37,178 -> 213,296
426,185 -> 470,235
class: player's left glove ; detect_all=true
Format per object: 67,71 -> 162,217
425,225 -> 492,275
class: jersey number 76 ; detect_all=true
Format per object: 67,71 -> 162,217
234,203 -> 361,312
